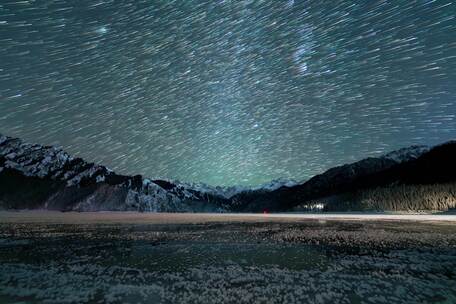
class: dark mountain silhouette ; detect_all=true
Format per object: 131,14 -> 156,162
231,141 -> 456,212
1,133 -> 455,212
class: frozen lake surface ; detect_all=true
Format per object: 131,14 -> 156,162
1,210 -> 456,224
0,211 -> 456,303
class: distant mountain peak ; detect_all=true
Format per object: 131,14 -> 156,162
1,132 -> 455,212
382,145 -> 429,163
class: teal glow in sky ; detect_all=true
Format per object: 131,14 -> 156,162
1,1 -> 455,185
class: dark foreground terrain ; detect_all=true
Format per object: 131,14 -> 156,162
0,212 -> 456,303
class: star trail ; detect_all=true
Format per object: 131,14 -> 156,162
1,1 -> 455,186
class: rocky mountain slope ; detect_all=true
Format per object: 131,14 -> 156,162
0,134 -> 294,212
0,134 -> 225,211
1,133 -> 455,212
232,141 -> 456,212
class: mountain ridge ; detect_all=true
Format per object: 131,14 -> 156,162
1,133 -> 455,212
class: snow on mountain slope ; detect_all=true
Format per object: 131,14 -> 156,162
0,134 -> 115,187
382,145 -> 429,163
0,133 -> 292,211
1,133 -> 453,213
162,178 -> 300,200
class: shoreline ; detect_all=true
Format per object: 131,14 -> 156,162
1,210 -> 456,224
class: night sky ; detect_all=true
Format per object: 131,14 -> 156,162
1,1 -> 455,186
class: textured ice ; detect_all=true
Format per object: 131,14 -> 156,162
1,219 -> 456,303
1,247 -> 455,303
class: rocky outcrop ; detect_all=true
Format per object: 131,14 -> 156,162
0,134 -> 231,212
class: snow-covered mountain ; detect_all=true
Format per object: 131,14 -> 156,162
0,134 -> 295,211
1,133 -> 455,212
0,134 -> 115,187
170,178 -> 300,200
382,145 -> 429,163
227,141 -> 456,212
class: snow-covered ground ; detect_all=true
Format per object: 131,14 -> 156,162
1,210 -> 456,224
1,215 -> 456,303
1,213 -> 456,303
